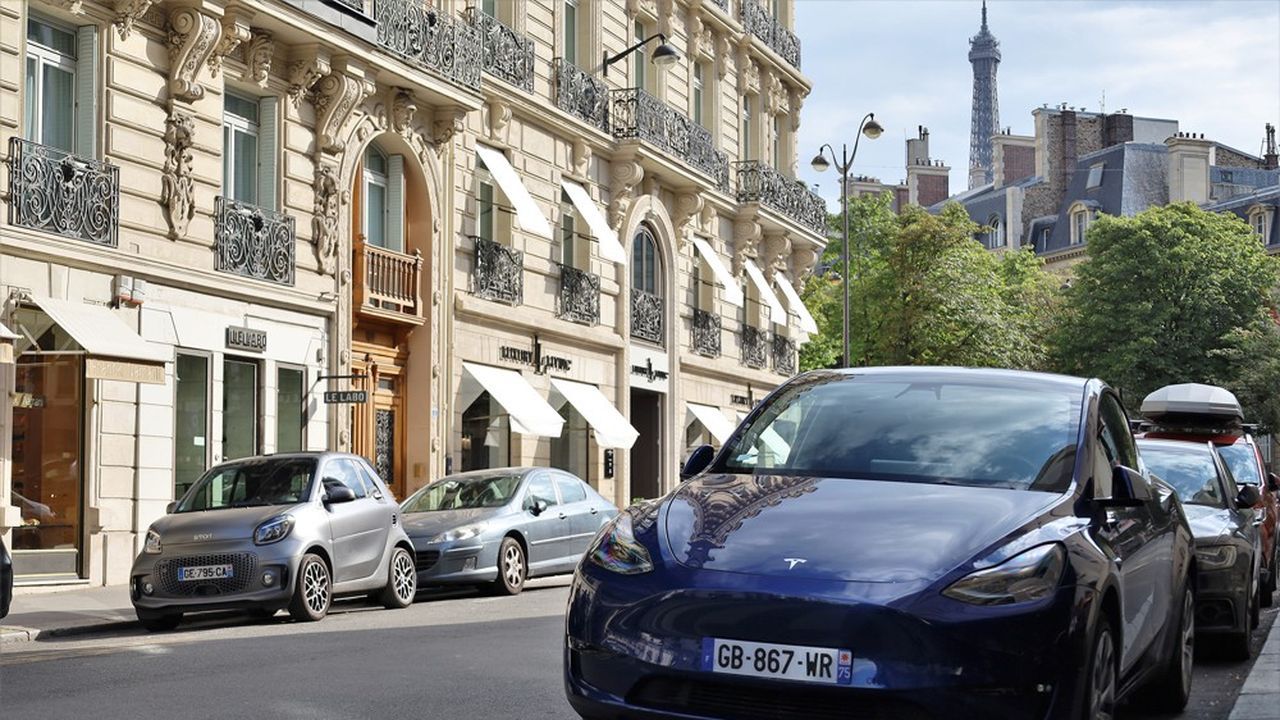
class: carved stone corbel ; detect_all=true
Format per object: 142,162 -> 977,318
788,88 -> 803,132
791,244 -> 819,285
715,35 -> 731,79
572,139 -> 592,177
313,64 -> 374,154
761,233 -> 792,283
287,48 -> 331,107
486,99 -> 511,143
656,0 -> 674,36
672,192 -> 703,251
208,9 -> 253,78
113,0 -> 153,40
242,32 -> 275,88
312,164 -> 348,274
699,204 -> 717,235
732,218 -> 762,278
167,6 -> 222,103
391,89 -> 418,137
161,110 -> 196,240
433,107 -> 468,148
609,160 -> 645,232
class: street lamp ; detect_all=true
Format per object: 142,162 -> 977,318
811,112 -> 883,368
603,33 -> 680,77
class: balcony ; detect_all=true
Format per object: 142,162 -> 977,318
740,324 -> 769,369
735,161 -> 827,235
215,197 -> 297,286
355,237 -> 424,323
740,0 -> 801,69
692,308 -> 721,358
374,0 -> 483,90
772,333 -> 797,375
471,236 -> 523,305
611,88 -> 730,192
557,264 -> 600,326
6,138 -> 119,247
631,289 -> 664,345
554,58 -> 609,133
468,8 -> 535,93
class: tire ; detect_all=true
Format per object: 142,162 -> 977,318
490,537 -> 526,596
288,553 -> 331,622
1261,545 -> 1276,608
379,547 -> 417,609
1134,583 -> 1194,712
1082,619 -> 1118,720
1223,582 -> 1253,661
136,610 -> 181,632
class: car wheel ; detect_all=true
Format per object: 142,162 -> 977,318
1261,545 -> 1276,608
1223,581 -> 1253,661
490,537 -> 526,596
1135,583 -> 1194,712
288,553 -> 331,622
136,610 -> 181,632
379,547 -> 417,609
1083,620 -> 1118,720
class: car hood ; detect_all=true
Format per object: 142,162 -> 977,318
1182,503 -> 1238,543
401,508 -> 499,539
663,474 -> 1061,583
153,505 -> 300,546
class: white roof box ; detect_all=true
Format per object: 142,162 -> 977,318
1140,383 -> 1243,423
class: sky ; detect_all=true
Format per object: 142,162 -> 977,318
794,0 -> 1280,205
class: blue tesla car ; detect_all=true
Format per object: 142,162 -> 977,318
565,367 -> 1195,720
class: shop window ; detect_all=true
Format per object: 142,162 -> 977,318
363,143 -> 405,252
550,402 -> 590,481
276,365 -> 306,453
174,352 -> 209,499
223,358 -> 259,461
461,391 -> 510,471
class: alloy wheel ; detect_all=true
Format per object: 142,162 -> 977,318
393,551 -> 416,602
1091,628 -> 1117,720
1178,589 -> 1195,697
304,560 -> 330,615
503,544 -> 524,588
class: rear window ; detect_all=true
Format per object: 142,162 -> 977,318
1138,443 -> 1224,507
1217,443 -> 1262,487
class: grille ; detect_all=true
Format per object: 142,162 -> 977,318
415,550 -> 440,572
156,553 -> 258,597
628,677 -> 933,720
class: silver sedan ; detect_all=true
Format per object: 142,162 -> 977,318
401,468 -> 618,595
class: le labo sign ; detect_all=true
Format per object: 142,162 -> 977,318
226,326 -> 267,353
324,390 -> 368,404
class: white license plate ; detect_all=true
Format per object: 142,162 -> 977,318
178,564 -> 234,582
701,638 -> 853,685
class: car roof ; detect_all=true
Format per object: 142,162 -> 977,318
435,467 -> 555,482
1139,430 -> 1249,446
812,365 -> 1091,393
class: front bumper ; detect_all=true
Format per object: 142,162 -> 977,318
409,538 -> 500,585
130,541 -> 300,615
1194,553 -> 1253,634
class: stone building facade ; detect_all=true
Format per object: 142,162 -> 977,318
0,0 -> 824,586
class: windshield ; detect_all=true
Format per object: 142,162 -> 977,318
177,458 -> 316,512
1217,443 -> 1262,487
1138,443 -> 1224,507
714,373 -> 1082,491
402,474 -> 523,512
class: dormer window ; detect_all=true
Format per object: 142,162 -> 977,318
1249,205 -> 1274,244
1069,202 -> 1095,246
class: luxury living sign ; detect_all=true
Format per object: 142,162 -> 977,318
499,336 -> 572,375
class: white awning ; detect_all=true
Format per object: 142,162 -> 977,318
775,272 -> 818,334
476,145 -> 553,240
743,260 -> 787,328
30,296 -> 171,363
0,321 -> 17,341
462,362 -> 564,437
561,180 -> 626,264
691,237 -> 744,307
550,379 -> 639,449
686,403 -> 737,444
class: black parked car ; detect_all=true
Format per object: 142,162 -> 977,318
1,535 -> 12,619
1136,438 -> 1262,659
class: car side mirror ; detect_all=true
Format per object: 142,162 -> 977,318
1269,472 -> 1280,493
165,501 -> 178,514
1237,484 -> 1262,509
1096,466 -> 1146,508
529,498 -> 548,516
681,445 -> 715,481
322,481 -> 356,505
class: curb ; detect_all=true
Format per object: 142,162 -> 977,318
0,619 -> 138,645
1228,614 -> 1280,719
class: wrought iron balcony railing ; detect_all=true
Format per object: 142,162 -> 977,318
554,58 -> 609,133
735,161 -> 827,234
772,333 -> 797,375
611,87 -> 730,192
356,237 -> 424,321
215,197 -> 297,286
374,0 -> 483,90
557,264 -> 600,325
6,137 -> 120,247
740,324 -> 769,369
740,0 -> 801,69
471,236 -> 523,305
631,288 -> 664,345
692,308 -> 721,358
468,8 -> 535,93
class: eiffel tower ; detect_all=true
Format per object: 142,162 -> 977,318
968,1 -> 1001,188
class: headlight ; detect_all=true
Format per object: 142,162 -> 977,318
429,524 -> 485,544
254,515 -> 295,545
1195,545 -> 1237,570
144,528 -> 163,555
943,543 -> 1067,606
586,513 -> 653,575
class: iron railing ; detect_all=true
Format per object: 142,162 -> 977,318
692,308 -> 721,358
611,87 -> 730,192
772,333 -> 796,375
215,197 -> 296,286
374,0 -> 483,90
740,0 -> 801,68
709,0 -> 729,11
554,58 -> 609,133
468,8 -> 535,93
6,138 -> 120,247
557,264 -> 600,325
631,288 -> 664,344
740,324 -> 769,369
471,236 -> 523,305
735,161 -> 827,234
356,237 -> 424,320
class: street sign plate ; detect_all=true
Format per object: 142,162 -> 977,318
324,390 -> 369,404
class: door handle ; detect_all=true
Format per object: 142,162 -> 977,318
558,512 -> 568,520
589,507 -> 598,515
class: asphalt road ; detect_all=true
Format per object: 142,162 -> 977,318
0,578 -> 1275,720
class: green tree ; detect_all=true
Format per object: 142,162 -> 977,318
1213,314 -> 1280,433
1052,202 -> 1278,408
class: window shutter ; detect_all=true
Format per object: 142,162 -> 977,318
257,96 -> 278,209
74,25 -> 99,158
387,154 -> 405,253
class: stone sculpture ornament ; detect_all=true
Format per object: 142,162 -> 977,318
312,165 -> 348,274
245,32 -> 275,88
161,111 -> 196,240
167,6 -> 222,102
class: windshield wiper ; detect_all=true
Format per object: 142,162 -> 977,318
229,500 -> 274,508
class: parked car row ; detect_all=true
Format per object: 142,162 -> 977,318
130,455 -> 616,631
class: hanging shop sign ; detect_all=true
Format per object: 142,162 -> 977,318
226,326 -> 267,353
323,390 -> 369,404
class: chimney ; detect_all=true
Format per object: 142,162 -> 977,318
1265,123 -> 1278,170
1104,111 -> 1134,148
1166,133 -> 1213,204
1059,110 -> 1078,192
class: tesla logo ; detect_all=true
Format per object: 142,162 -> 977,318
193,533 -> 213,542
783,558 -> 806,570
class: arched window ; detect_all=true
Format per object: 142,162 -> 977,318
632,225 -> 660,294
630,224 -> 663,344
363,144 -> 404,251
1248,206 -> 1273,244
987,215 -> 1004,248
1069,203 -> 1094,246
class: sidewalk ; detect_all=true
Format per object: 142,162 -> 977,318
1229,620 -> 1280,719
0,585 -> 137,644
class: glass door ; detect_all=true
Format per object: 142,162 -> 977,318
223,358 -> 259,461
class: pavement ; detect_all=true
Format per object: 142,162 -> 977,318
0,585 -> 137,643
1229,611 -> 1280,720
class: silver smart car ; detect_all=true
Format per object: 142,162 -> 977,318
131,452 -> 416,631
